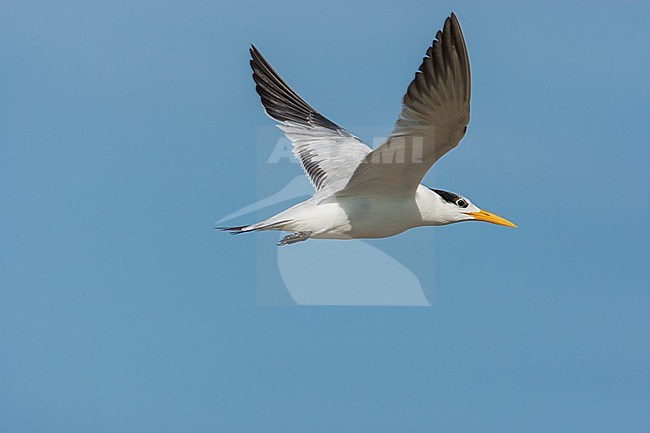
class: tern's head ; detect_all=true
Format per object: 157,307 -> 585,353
429,188 -> 517,228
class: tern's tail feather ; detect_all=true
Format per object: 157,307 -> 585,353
216,219 -> 290,235
217,224 -> 249,235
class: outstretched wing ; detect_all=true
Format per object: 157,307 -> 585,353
250,46 -> 371,193
338,13 -> 470,197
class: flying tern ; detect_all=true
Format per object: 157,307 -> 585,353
221,13 -> 517,246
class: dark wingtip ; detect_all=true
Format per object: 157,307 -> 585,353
249,44 -> 262,67
450,11 -> 458,21
448,12 -> 465,43
250,44 -> 262,59
246,43 -> 342,131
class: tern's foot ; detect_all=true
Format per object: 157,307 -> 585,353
278,231 -> 311,246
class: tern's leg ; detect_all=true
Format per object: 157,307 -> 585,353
278,231 -> 311,246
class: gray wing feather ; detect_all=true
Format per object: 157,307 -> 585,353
250,46 -> 371,193
338,13 -> 471,196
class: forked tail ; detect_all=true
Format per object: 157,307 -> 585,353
216,219 -> 290,235
216,224 -> 249,235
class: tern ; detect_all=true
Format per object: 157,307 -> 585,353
221,13 -> 516,246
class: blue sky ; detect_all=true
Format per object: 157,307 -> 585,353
2,1 -> 649,432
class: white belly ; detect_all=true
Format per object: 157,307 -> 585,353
279,195 -> 424,239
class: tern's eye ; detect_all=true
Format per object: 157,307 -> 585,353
456,199 -> 468,208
